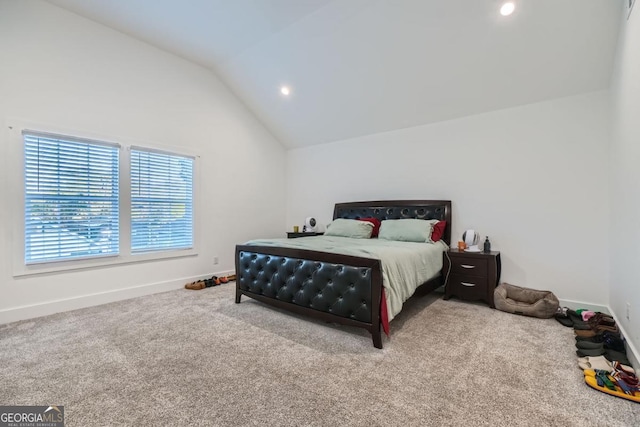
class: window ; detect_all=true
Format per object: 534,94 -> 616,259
17,127 -> 197,273
23,131 -> 120,263
130,148 -> 194,253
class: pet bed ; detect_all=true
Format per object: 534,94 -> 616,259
494,282 -> 559,318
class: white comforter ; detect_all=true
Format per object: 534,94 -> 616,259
245,236 -> 448,321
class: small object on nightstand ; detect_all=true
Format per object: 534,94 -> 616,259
293,225 -> 299,233
442,249 -> 501,308
483,237 -> 491,253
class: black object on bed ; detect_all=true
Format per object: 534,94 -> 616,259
235,200 -> 452,348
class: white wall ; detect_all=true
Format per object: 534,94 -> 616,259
0,1 -> 286,322
287,91 -> 610,305
609,6 -> 640,356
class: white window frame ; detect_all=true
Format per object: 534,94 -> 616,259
8,119 -> 200,277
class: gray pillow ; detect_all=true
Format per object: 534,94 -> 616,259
325,218 -> 373,239
378,219 -> 439,243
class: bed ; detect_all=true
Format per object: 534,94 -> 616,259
234,200 -> 452,348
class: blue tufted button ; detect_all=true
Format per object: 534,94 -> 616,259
266,256 -> 271,262
350,284 -> 355,289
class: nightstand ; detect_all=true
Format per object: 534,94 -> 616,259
443,249 -> 501,308
286,232 -> 324,238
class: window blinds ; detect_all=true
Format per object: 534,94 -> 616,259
130,148 -> 193,253
23,132 -> 120,263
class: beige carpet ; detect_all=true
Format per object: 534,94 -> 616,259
0,283 -> 638,427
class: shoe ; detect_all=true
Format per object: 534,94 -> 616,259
204,276 -> 219,287
575,334 -> 604,343
219,276 -> 229,284
588,312 -> 616,327
185,280 -> 206,290
577,348 -> 605,357
578,356 -> 614,372
602,333 -> 626,352
554,307 -> 573,327
575,329 -> 598,338
567,309 -> 591,330
603,350 -> 631,366
613,361 -> 637,377
576,341 -> 604,350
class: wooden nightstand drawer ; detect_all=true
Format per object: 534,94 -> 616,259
450,256 -> 487,277
448,274 -> 488,300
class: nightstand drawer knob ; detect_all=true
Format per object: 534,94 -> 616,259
461,264 -> 475,269
461,282 -> 476,287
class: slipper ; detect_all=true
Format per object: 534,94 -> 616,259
584,370 -> 640,402
603,350 -> 631,366
588,312 -> 616,327
554,312 -> 573,327
613,361 -> 638,377
575,333 -> 604,342
226,274 -> 236,281
578,356 -> 613,372
575,329 -> 598,338
576,341 -> 604,350
185,280 -> 206,290
577,348 -> 605,357
567,309 -> 591,329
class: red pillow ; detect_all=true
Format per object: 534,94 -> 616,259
431,220 -> 447,242
358,217 -> 381,237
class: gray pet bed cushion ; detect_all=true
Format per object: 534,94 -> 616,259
494,283 -> 559,318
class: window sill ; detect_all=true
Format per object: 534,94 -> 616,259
12,249 -> 198,278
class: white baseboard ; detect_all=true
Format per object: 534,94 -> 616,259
0,270 -> 235,325
559,298 -> 640,372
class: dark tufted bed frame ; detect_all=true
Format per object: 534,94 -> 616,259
235,200 -> 452,348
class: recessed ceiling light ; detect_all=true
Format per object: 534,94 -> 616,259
500,2 -> 515,16
280,86 -> 291,96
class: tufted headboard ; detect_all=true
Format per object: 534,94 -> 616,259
333,200 -> 452,246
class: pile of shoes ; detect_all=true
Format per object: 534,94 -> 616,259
556,307 -> 640,403
185,274 -> 237,290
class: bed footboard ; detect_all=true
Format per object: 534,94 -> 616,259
235,245 -> 384,348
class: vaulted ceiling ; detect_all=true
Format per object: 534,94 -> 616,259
48,0 -> 622,148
